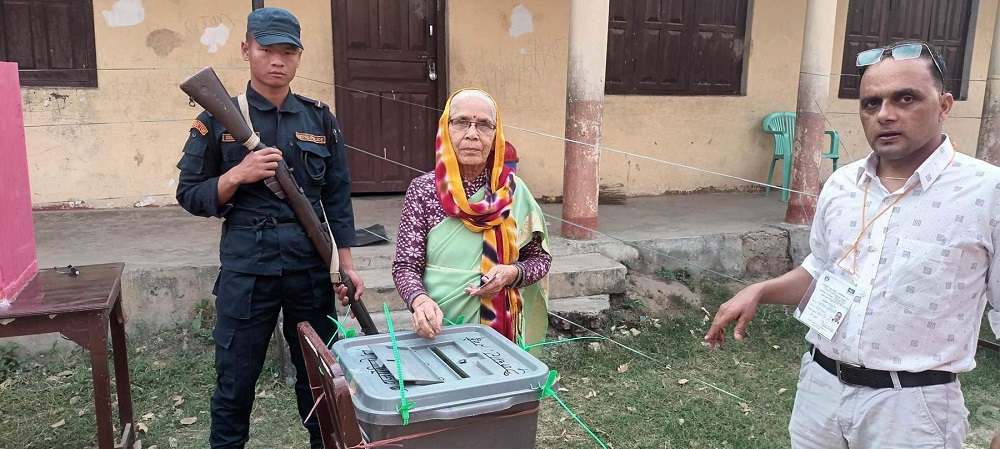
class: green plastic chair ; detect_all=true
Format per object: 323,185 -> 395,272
762,112 -> 840,202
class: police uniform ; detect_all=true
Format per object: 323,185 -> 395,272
174,7 -> 353,449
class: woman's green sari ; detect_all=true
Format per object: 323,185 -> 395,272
422,176 -> 549,349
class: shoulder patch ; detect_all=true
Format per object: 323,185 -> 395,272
294,93 -> 327,110
191,120 -> 208,136
295,132 -> 327,145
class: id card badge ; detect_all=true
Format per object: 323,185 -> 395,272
794,266 -> 858,340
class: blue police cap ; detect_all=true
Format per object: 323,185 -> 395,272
247,7 -> 303,49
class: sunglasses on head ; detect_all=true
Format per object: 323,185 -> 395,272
856,42 -> 945,82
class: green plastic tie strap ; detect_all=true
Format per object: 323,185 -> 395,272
383,303 -> 415,425
538,370 -> 558,399
442,314 -> 466,326
326,315 -> 356,347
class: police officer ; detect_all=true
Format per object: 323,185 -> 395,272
175,7 -> 364,449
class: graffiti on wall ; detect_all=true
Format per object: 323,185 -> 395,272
471,37 -> 567,94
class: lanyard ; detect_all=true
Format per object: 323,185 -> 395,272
835,150 -> 957,275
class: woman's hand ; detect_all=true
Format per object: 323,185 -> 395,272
411,294 -> 444,339
464,265 -> 519,298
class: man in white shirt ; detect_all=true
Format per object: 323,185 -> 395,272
705,40 -> 1000,448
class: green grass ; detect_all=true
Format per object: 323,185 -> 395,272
655,267 -> 696,291
0,326 -> 302,448
535,281 -> 1000,449
537,285 -> 808,448
1,282 -> 998,449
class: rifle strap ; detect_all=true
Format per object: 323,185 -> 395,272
236,93 -> 261,151
321,198 -> 342,283
318,108 -> 343,282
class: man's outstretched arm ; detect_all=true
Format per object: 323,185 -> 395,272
704,266 -> 814,348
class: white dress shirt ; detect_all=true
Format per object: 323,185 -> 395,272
801,135 -> 1000,372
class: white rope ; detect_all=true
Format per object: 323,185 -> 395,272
340,140 -> 756,402
547,312 -> 748,402
344,142 -> 762,286
296,77 -> 829,199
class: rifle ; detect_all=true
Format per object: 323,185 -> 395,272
181,67 -> 379,335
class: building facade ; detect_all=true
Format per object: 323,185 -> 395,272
3,0 -> 994,208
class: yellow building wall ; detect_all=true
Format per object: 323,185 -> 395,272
600,0 -> 807,195
599,0 -> 996,196
20,0 -> 999,206
447,0 -> 571,196
22,0 -> 334,208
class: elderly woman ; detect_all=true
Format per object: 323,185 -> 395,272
392,88 -> 551,347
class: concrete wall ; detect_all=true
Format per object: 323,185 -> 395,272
446,0 -> 571,195
23,0 -> 334,209
598,0 -> 808,195
19,0 -> 999,206
598,0 -> 997,196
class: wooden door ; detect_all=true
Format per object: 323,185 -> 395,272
332,0 -> 444,193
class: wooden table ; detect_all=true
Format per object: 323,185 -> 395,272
0,262 -> 135,449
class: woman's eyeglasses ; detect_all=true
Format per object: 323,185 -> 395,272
449,119 -> 497,134
856,42 -> 945,82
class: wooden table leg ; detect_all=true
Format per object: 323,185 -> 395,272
88,315 -> 116,449
63,313 -> 116,449
110,299 -> 135,449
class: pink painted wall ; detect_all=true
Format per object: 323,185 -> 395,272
0,62 -> 38,301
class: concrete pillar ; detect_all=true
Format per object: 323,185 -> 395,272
976,5 -> 1000,166
785,0 -> 838,225
561,0 -> 609,240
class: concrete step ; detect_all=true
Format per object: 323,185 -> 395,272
349,243 -> 397,270
355,252 -> 627,312
548,294 -> 612,330
548,253 -> 627,299
354,268 -> 408,311
549,294 -> 612,316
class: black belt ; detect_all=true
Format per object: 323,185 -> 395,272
810,345 -> 956,389
226,217 -> 302,229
